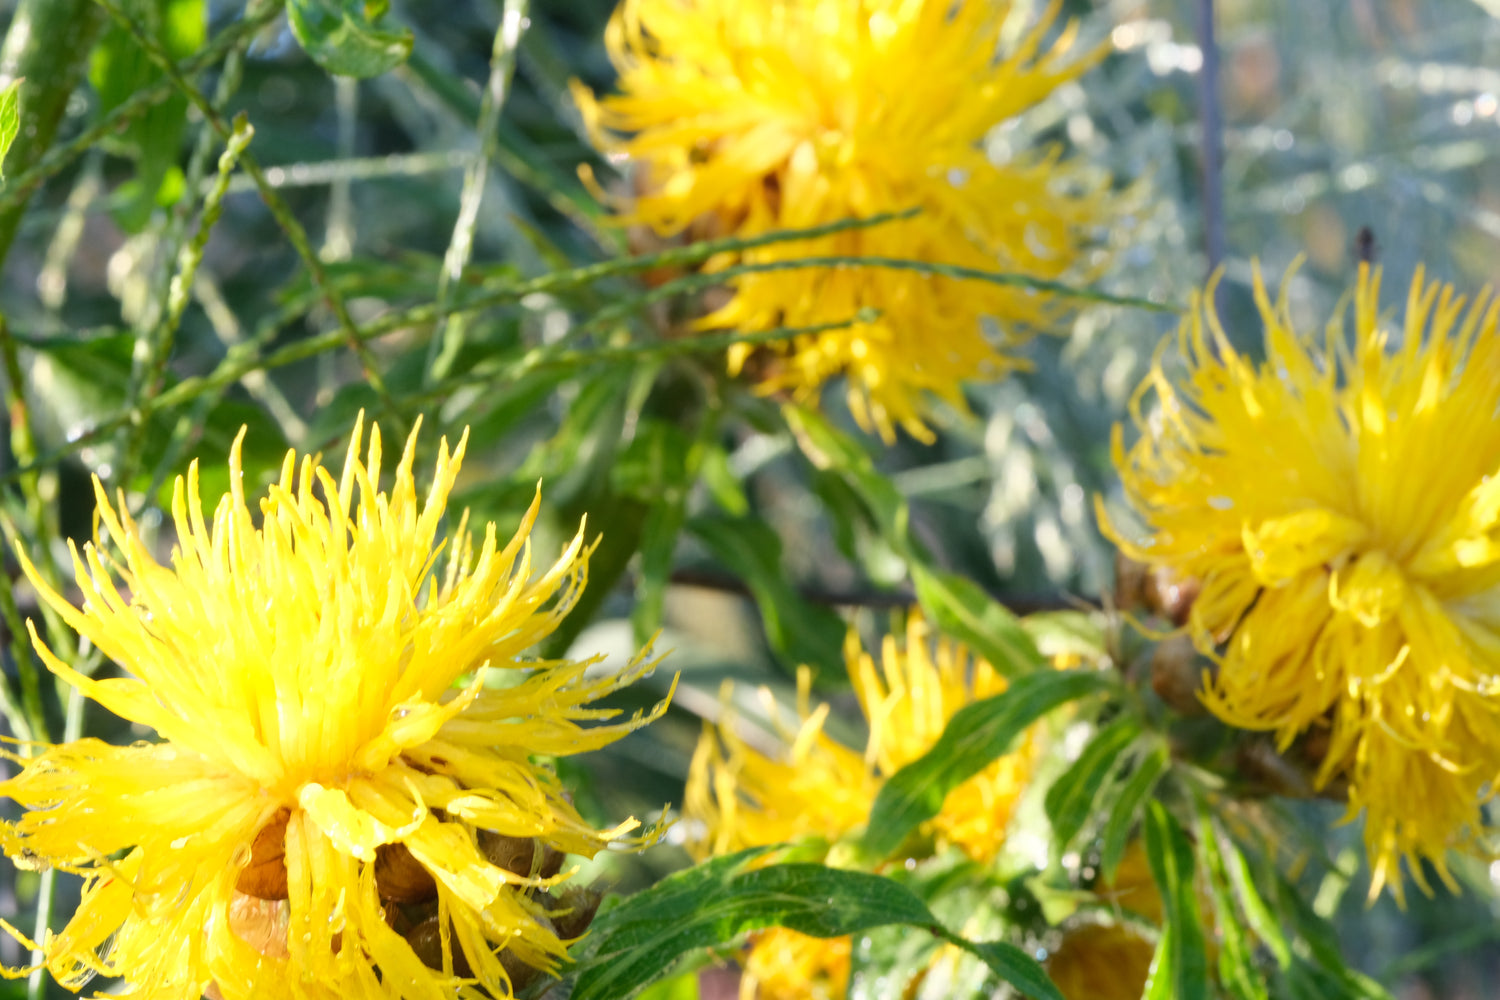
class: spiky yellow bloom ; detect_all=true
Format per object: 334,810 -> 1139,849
1100,263 -> 1500,901
576,0 -> 1115,442
685,615 -> 1036,998
0,417 -> 670,1000
687,616 -> 1031,863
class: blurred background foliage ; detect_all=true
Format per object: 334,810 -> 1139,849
1,0 -> 1500,997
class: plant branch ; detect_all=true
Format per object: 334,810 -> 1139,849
93,0 -> 406,436
0,0 -> 108,269
428,0 -> 532,384
1194,0 -> 1227,274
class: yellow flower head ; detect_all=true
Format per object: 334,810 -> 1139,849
0,417 -> 670,1000
576,0 -> 1116,442
685,614 -> 1033,864
686,615 -> 1035,999
739,927 -> 851,1000
1100,263 -> 1500,901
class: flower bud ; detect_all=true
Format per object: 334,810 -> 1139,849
1150,635 -> 1207,716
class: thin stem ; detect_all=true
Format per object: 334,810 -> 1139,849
0,0 -> 108,269
412,316 -> 872,403
93,0 -> 406,436
0,5 -> 281,223
24,680 -> 85,1000
122,117 -> 256,486
24,872 -> 53,1000
0,554 -> 35,744
667,566 -> 1093,614
400,48 -> 615,250
36,154 -> 103,311
1194,0 -> 1227,273
0,310 -> 71,730
124,0 -> 275,419
0,212 -> 927,483
574,255 -> 1175,340
221,150 -> 471,192
322,75 -> 359,263
428,0 -> 532,384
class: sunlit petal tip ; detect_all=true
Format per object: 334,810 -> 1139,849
0,415 -> 669,998
577,0 -> 1125,442
1105,261 -> 1500,898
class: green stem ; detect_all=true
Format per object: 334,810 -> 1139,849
0,0 -> 108,270
0,214 -> 920,484
121,116 -> 255,486
25,681 -> 84,1000
427,0 -> 532,384
94,0 -> 406,436
0,5 -> 282,223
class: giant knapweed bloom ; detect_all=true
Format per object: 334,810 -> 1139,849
575,0 -> 1116,442
685,616 -> 1036,997
1100,263 -> 1500,900
0,417 -> 669,999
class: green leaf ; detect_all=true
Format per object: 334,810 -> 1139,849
1197,808 -> 1269,1000
618,418 -> 705,645
88,0 -> 205,227
958,939 -> 1066,1000
1143,802 -> 1210,1000
571,851 -> 1063,1000
698,441 -> 749,517
1043,714 -> 1142,854
287,0 -> 414,77
614,419 -> 693,502
861,670 -> 1113,859
1268,868 -> 1393,999
783,403 -> 909,550
1220,834 -> 1290,969
1021,610 -> 1108,662
912,563 -> 1044,678
0,80 -> 21,180
687,514 -> 847,675
1098,741 -> 1169,882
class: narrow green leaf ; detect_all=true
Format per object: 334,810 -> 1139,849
0,80 -> 22,180
938,934 -> 1065,1000
571,852 -> 1063,1000
1143,802 -> 1210,1000
1270,869 -> 1394,999
1378,923 -> 1500,982
687,515 -> 847,675
1143,922 -> 1176,1000
632,500 -> 687,645
1220,832 -> 1290,969
88,0 -> 204,225
287,0 -> 414,77
912,563 -> 1044,678
861,670 -> 1113,859
1218,839 -> 1290,971
620,418 -> 712,645
783,403 -> 910,550
1043,714 -> 1142,854
1098,741 -> 1169,882
698,441 -> 749,516
1197,808 -> 1269,1000
1021,610 -> 1108,662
